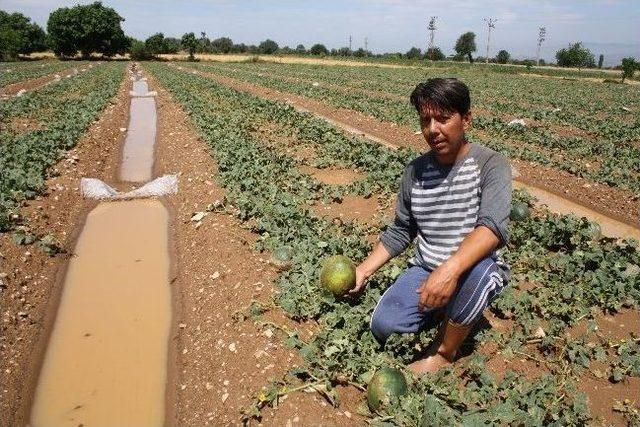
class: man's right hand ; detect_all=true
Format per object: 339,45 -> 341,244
350,265 -> 370,294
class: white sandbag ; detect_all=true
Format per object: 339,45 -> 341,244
81,175 -> 178,200
129,91 -> 157,97
507,118 -> 526,127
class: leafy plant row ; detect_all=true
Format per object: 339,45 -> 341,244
0,61 -> 126,230
182,61 -> 640,193
150,62 -> 639,425
0,60 -> 85,88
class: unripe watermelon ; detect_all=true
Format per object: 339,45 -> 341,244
271,246 -> 293,270
510,201 -> 530,221
367,367 -> 408,411
320,255 -> 356,296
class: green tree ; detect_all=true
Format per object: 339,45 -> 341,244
164,37 -> 181,54
129,39 -> 152,60
620,57 -> 638,82
425,47 -> 445,61
405,47 -> 422,59
454,31 -> 476,63
145,33 -> 166,56
0,11 -> 48,60
598,54 -> 604,69
496,49 -> 510,64
47,1 -> 129,58
555,42 -> 595,69
181,32 -> 198,60
258,39 -> 279,54
309,43 -> 328,55
295,44 -> 306,54
211,37 -> 233,54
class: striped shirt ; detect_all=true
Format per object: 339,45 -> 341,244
380,143 -> 511,281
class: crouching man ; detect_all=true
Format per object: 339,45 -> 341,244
352,78 -> 511,373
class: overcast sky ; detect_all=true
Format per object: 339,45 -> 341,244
4,0 -> 639,64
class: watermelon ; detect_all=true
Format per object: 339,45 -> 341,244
367,367 -> 408,411
271,246 -> 293,270
320,255 -> 356,296
510,201 -> 530,221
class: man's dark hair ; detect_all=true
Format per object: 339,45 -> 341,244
410,78 -> 470,115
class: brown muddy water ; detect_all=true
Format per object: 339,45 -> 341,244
514,181 -> 640,240
30,200 -> 171,427
120,82 -> 156,182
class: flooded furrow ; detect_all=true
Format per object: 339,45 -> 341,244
30,201 -> 170,427
514,181 -> 640,240
120,79 -> 156,182
30,67 -> 171,427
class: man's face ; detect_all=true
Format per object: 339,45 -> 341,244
419,104 -> 471,162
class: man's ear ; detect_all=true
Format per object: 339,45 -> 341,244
462,110 -> 472,130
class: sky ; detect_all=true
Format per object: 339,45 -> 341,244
4,0 -> 640,65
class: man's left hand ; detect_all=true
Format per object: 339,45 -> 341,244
417,261 -> 461,311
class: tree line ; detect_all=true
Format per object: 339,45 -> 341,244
1,1 -> 637,77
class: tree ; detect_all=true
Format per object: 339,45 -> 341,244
353,48 -> 370,58
598,54 -> 604,69
496,49 -> 510,64
198,31 -> 211,53
129,39 -> 152,60
164,37 -> 181,54
309,43 -> 329,56
181,32 -> 198,60
336,47 -> 352,56
145,33 -> 166,56
555,42 -> 595,69
47,1 -> 129,58
231,43 -> 248,53
425,47 -> 445,61
258,39 -> 278,54
454,32 -> 476,63
405,47 -> 422,59
295,44 -> 306,54
211,37 -> 233,54
0,11 -> 48,60
621,57 -> 638,82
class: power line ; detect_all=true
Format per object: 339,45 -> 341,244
484,18 -> 497,63
536,27 -> 546,66
427,16 -> 437,60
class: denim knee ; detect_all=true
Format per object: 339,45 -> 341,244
370,311 -> 396,343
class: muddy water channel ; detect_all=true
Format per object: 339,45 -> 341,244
120,79 -> 156,182
514,182 -> 640,240
30,70 -> 171,427
30,201 -> 170,427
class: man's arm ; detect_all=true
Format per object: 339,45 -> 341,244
416,225 -> 499,310
353,160 -> 419,293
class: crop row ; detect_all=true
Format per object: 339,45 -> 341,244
0,60 -> 86,88
149,62 -> 639,425
0,61 -> 126,230
181,61 -> 640,193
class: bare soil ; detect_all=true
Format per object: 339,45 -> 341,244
182,67 -> 639,228
0,67 -> 129,426
0,66 -> 87,97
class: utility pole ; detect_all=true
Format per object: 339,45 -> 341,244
349,35 -> 352,51
484,18 -> 496,63
536,27 -> 546,66
364,37 -> 368,52
427,16 -> 437,60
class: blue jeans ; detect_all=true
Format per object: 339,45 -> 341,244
370,258 -> 506,343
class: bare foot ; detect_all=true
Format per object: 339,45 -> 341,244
408,352 -> 453,374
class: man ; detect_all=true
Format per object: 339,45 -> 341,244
352,78 -> 511,373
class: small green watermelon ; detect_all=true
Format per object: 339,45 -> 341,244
320,255 -> 356,297
367,367 -> 408,411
